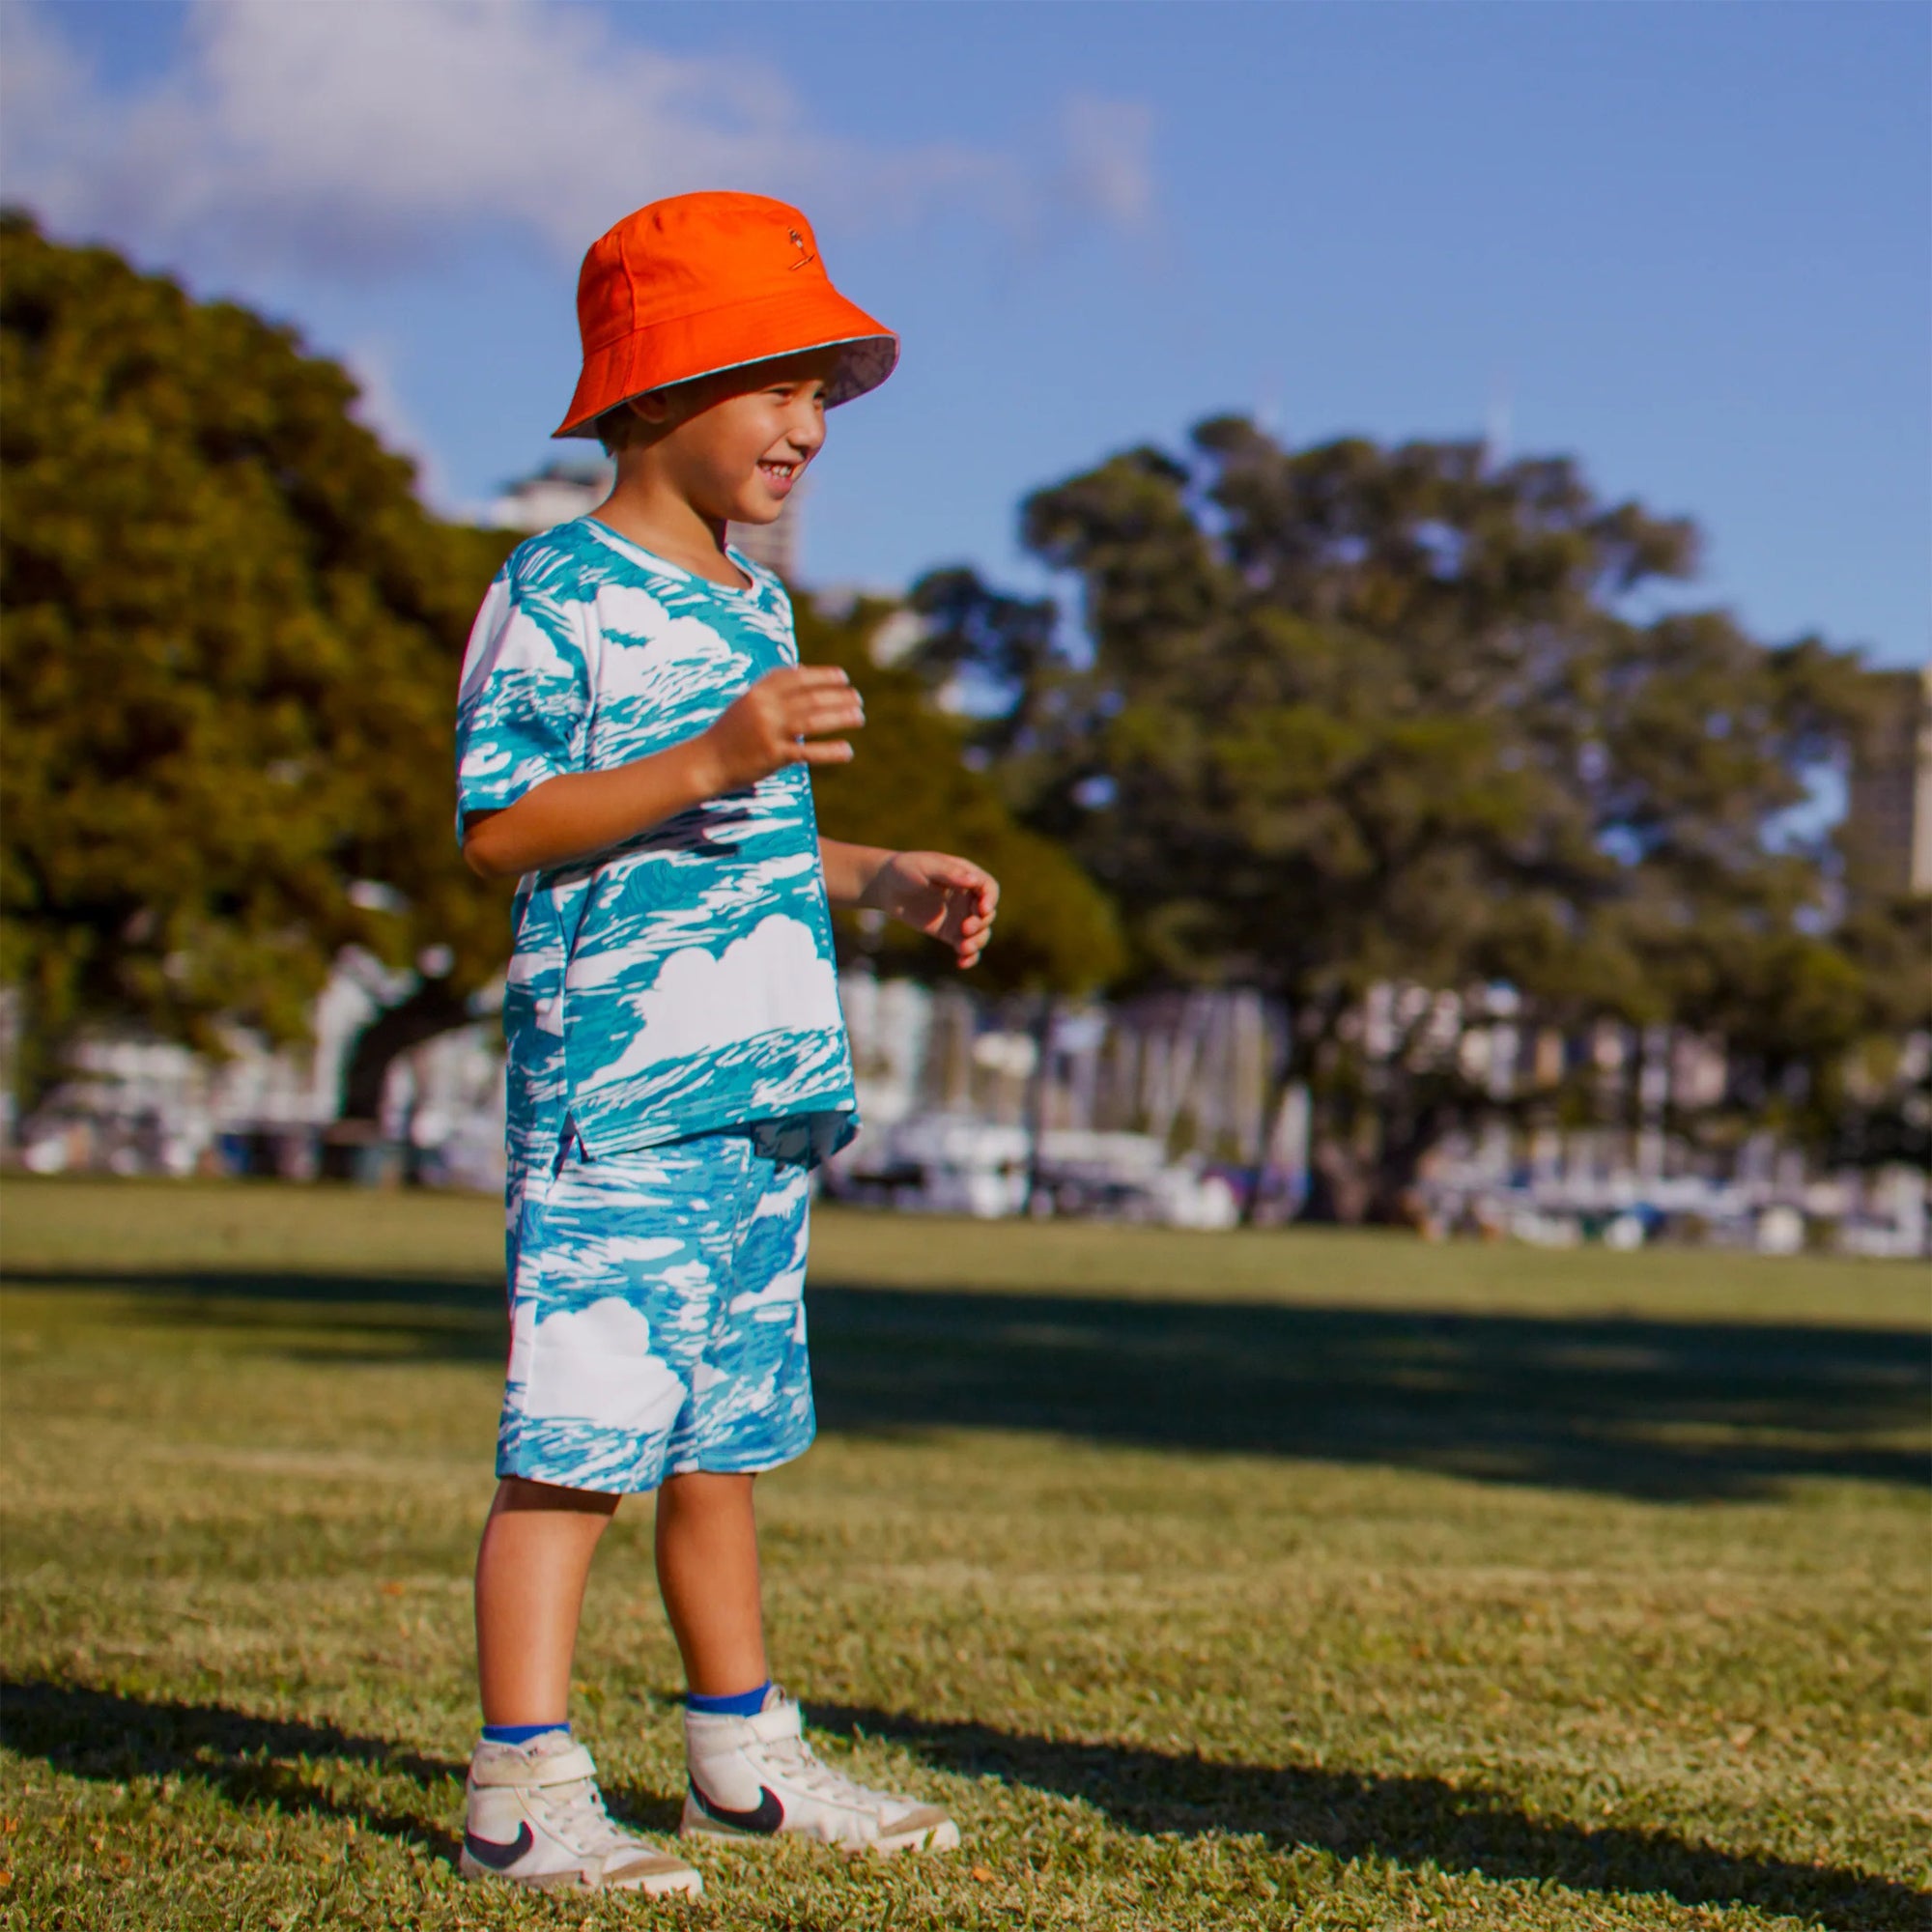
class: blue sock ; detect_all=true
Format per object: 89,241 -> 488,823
482,1720 -> 571,1747
686,1681 -> 771,1719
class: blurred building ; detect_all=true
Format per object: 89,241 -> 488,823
489,458 -> 612,532
12,959 -> 1926,1251
489,458 -> 803,582
725,486 -> 802,581
1845,663 -> 1932,897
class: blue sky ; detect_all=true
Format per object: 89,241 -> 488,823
3,0 -> 1926,667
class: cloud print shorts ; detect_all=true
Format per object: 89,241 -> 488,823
497,1122 -> 817,1493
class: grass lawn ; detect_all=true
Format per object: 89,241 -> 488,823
1,1177 -> 1927,1931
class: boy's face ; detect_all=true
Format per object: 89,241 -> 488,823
631,349 -> 839,526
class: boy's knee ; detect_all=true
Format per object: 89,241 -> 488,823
657,1469 -> 756,1513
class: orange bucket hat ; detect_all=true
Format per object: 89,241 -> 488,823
554,191 -> 897,439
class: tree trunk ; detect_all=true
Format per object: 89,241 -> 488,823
1239,1025 -> 1303,1226
1302,1070 -> 1458,1229
1020,991 -> 1055,1216
321,976 -> 472,1181
1302,1135 -> 1376,1225
1363,1107 -> 1449,1229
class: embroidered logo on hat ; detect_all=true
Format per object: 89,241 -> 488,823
786,228 -> 817,271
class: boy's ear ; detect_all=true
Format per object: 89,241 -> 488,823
628,390 -> 675,426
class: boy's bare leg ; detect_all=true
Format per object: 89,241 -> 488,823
475,1476 -> 619,1725
654,1471 -> 769,1696
667,1468 -> 960,1853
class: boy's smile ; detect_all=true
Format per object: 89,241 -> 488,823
753,453 -> 803,505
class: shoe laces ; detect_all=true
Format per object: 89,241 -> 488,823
540,1773 -> 632,1853
763,1731 -> 898,1811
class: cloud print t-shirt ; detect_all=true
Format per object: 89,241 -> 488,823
455,518 -> 858,1165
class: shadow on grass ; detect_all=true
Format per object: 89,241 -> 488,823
5,1679 -> 1918,1929
810,1700 -> 1926,1932
0,1677 -> 470,1860
7,1265 -> 1928,1499
806,1283 -> 1928,1502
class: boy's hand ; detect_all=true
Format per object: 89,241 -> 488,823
702,667 -> 865,790
863,851 -> 1001,970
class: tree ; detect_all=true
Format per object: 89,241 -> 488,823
906,424 -> 1880,1217
1826,894 -> 1932,1169
796,592 -> 1124,996
0,212 -> 516,1118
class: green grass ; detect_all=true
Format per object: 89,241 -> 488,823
2,1177 -> 1927,1931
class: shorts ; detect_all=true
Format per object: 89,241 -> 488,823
496,1121 -> 818,1493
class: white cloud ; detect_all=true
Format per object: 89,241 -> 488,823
582,912 -> 839,1084
457,595 -> 575,705
593,584 -> 674,643
518,1294 -> 690,1433
0,0 -> 1155,278
1059,97 -> 1157,233
591,593 -> 740,709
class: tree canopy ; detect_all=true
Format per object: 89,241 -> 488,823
798,592 -> 1124,995
905,422 -> 1911,1206
0,212 -> 516,1108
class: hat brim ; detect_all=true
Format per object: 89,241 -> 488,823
554,283 -> 897,439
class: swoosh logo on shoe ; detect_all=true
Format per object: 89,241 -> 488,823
464,1823 -> 535,1869
689,1777 -> 783,1835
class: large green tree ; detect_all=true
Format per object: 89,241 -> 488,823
798,592 -> 1123,995
908,424 -> 1884,1214
0,213 -> 515,1116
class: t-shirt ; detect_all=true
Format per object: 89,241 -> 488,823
454,517 -> 858,1167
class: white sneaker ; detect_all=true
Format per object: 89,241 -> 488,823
460,1731 -> 702,1895
682,1688 -> 959,1856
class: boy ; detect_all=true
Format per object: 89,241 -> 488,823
452,191 -> 998,1898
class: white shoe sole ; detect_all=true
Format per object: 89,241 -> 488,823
877,1816 -> 961,1857
680,1803 -> 960,1858
459,1849 -> 703,1895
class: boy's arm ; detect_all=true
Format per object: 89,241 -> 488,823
820,838 -> 1000,971
464,666 -> 864,880
817,839 -> 898,908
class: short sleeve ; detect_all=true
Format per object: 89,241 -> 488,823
453,563 -> 591,838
